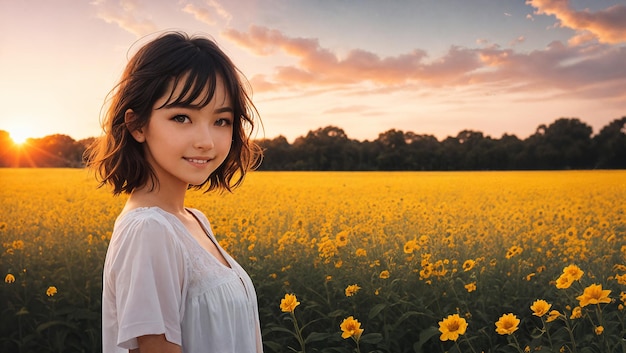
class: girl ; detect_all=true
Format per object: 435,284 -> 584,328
86,32 -> 263,353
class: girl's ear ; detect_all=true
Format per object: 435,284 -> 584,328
124,109 -> 145,143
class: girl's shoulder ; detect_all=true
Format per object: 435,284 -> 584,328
116,206 -> 171,226
112,207 -> 180,241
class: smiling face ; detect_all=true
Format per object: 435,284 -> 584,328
128,76 -> 234,190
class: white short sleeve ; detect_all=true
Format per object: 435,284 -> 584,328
103,210 -> 185,350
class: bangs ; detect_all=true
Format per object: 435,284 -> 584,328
157,68 -> 219,109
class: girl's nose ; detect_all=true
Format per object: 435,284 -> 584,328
193,125 -> 215,150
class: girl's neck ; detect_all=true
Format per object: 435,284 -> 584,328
125,182 -> 188,216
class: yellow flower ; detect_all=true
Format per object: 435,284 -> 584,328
464,282 -> 476,293
570,306 -> 582,319
340,316 -> 364,340
530,299 -> 551,317
576,283 -> 611,307
438,314 -> 468,341
495,313 -> 520,335
345,284 -> 361,297
46,286 -> 57,297
355,248 -> 367,257
555,273 -> 574,289
4,274 -> 15,283
403,239 -> 418,254
620,291 -> 626,304
615,273 -> 626,285
595,326 -> 604,335
12,240 -> 24,250
379,270 -> 390,279
280,293 -> 300,313
335,230 -> 349,247
546,310 -> 561,323
462,259 -> 475,272
562,264 -> 584,281
505,245 -> 523,259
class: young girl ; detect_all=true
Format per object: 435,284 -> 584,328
86,31 -> 263,353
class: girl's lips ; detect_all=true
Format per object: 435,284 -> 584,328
184,157 -> 211,164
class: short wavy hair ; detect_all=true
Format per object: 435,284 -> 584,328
86,31 -> 262,195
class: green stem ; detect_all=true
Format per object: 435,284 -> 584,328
511,334 -> 525,353
594,304 -> 610,353
290,311 -> 306,353
541,317 -> 554,352
563,317 -> 578,353
461,334 -> 478,353
354,337 -> 361,353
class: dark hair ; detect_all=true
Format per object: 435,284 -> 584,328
86,31 -> 262,195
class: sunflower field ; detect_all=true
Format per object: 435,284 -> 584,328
1,169 -> 625,353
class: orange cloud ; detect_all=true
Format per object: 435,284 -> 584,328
224,25 -> 626,102
527,0 -> 626,44
223,25 -> 479,88
92,0 -> 157,37
182,0 -> 231,26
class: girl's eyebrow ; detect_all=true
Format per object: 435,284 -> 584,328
214,107 -> 234,114
161,103 -> 233,113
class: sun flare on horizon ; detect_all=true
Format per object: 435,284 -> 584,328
8,129 -> 31,146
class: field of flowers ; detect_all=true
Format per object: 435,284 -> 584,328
1,169 -> 625,353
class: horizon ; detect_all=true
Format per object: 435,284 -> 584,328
2,115 -> 623,146
1,1 -> 625,144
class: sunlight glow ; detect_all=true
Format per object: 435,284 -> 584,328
9,129 -> 30,145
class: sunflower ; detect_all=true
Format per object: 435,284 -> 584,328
280,293 -> 300,313
462,259 -> 475,272
340,316 -> 364,340
438,314 -> 468,341
495,313 -> 520,335
46,286 -> 58,297
345,284 -> 361,297
576,284 -> 611,307
562,264 -> 584,281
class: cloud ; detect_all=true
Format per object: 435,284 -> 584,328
182,0 -> 232,26
510,36 -> 526,46
224,25 -> 626,102
224,25 -> 476,88
91,0 -> 157,37
527,0 -> 626,44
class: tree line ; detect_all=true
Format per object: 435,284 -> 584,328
1,117 -> 625,170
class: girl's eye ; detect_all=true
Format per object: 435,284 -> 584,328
172,115 -> 190,123
216,118 -> 232,127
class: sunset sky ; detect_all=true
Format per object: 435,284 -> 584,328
1,0 -> 625,143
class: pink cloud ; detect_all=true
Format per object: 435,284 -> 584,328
182,0 -> 231,26
92,0 -> 157,37
527,0 -> 626,44
510,36 -> 526,46
224,25 -> 625,102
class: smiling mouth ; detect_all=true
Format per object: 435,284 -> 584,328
184,158 -> 211,164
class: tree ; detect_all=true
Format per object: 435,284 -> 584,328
593,117 -> 626,169
525,118 -> 595,169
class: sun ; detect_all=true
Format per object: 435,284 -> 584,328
8,129 -> 30,146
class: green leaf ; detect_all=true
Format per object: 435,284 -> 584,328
359,332 -> 382,344
304,332 -> 333,344
36,320 -> 78,333
368,303 -> 387,319
413,326 -> 440,353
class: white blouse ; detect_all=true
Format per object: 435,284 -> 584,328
102,207 -> 263,353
